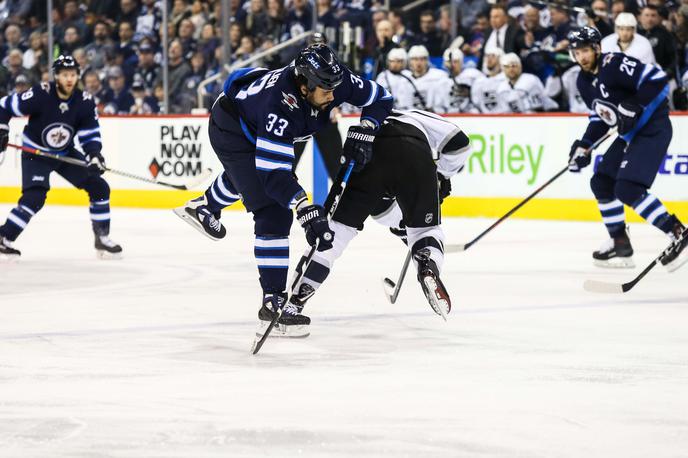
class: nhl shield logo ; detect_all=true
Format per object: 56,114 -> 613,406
281,92 -> 299,111
425,213 -> 433,224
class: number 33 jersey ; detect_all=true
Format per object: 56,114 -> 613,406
0,82 -> 102,157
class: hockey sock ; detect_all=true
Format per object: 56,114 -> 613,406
90,198 -> 111,235
255,235 -> 289,293
631,192 -> 673,233
205,173 -> 240,214
597,199 -> 626,238
407,227 -> 445,271
0,205 -> 35,241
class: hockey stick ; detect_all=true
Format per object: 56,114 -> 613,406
382,250 -> 412,304
251,159 -> 356,355
444,129 -> 617,253
8,143 -> 212,190
583,228 -> 688,294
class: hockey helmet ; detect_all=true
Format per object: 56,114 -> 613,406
408,45 -> 429,60
294,43 -> 343,91
52,54 -> 80,76
567,27 -> 602,50
615,12 -> 637,29
500,53 -> 521,68
443,48 -> 464,68
387,47 -> 408,64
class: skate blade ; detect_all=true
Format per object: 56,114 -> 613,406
255,321 -> 310,339
422,276 -> 450,321
0,253 -> 20,262
173,206 -> 223,241
96,250 -> 123,260
593,257 -> 635,269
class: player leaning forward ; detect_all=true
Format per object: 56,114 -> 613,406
0,55 -> 122,260
567,27 -> 687,271
288,109 -> 470,325
175,44 -> 393,330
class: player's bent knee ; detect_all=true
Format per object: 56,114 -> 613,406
254,205 -> 293,236
614,180 -> 646,207
589,173 -> 615,200
18,187 -> 48,213
83,176 -> 110,201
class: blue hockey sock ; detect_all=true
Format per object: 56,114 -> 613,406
597,199 -> 626,237
90,198 -> 111,235
204,173 -> 240,213
632,192 -> 673,233
254,235 -> 289,293
0,205 -> 35,241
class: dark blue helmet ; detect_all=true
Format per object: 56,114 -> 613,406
52,55 -> 80,75
294,44 -> 343,91
567,27 -> 602,50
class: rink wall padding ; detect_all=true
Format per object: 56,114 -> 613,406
0,113 -> 686,222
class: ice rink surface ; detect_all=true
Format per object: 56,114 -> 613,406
1,204 -> 687,458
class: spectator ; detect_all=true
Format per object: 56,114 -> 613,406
13,73 -> 30,95
159,39 -> 192,113
521,5 -> 553,54
188,1 -> 208,39
102,66 -> 135,114
22,31 -> 44,72
588,0 -> 614,37
72,48 -> 90,75
117,21 -> 137,64
82,69 -> 108,111
389,9 -> 414,49
481,4 -> 524,71
60,25 -> 82,55
3,24 -> 26,57
84,21 -> 115,70
610,0 -> 626,22
62,0 -> 88,40
178,19 -> 198,60
0,64 -> 9,98
547,1 -> 571,53
438,5 -> 455,51
153,80 -> 165,112
317,0 -> 340,48
371,19 -> 397,75
601,13 -> 656,64
464,11 -> 489,58
133,40 -> 159,93
266,0 -> 286,42
415,10 -> 444,56
6,49 -> 33,90
228,23 -> 244,55
130,75 -> 160,114
135,0 -> 163,43
233,35 -> 255,61
199,23 -> 220,62
286,0 -> 313,39
118,0 -> 140,26
639,5 -> 677,77
245,0 -> 270,39
458,0 -> 490,30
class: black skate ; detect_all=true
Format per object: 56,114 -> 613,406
173,195 -> 226,241
0,235 -> 20,260
659,215 -> 688,273
257,292 -> 310,338
593,227 -> 634,268
414,249 -> 451,320
95,234 -> 123,260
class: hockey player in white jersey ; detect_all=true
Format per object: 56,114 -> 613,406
408,45 -> 450,113
495,53 -> 558,113
375,48 -> 417,110
561,65 -> 588,113
443,48 -> 485,113
471,47 -> 506,113
600,13 -> 656,65
288,109 -> 472,328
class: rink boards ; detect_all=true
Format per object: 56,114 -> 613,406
0,113 -> 686,221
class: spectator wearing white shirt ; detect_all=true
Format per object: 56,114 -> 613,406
601,12 -> 656,64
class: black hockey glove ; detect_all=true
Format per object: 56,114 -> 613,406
617,102 -> 642,135
0,126 -> 8,153
87,151 -> 106,176
438,173 -> 451,204
568,139 -> 592,173
297,204 -> 334,251
342,125 -> 376,172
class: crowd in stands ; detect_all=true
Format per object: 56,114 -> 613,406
0,0 -> 686,114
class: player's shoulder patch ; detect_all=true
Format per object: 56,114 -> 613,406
281,91 -> 299,111
601,53 -> 616,68
40,82 -> 50,93
82,90 -> 93,101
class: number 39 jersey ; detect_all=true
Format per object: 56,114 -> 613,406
0,82 -> 102,157
576,52 -> 669,144
221,64 -> 393,208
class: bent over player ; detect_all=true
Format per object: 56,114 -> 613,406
567,27 -> 686,272
0,55 -> 122,260
174,44 -> 393,333
285,110 -> 471,332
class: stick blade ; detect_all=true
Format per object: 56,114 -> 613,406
445,244 -> 468,253
583,279 -> 625,294
183,168 -> 214,190
382,277 -> 397,303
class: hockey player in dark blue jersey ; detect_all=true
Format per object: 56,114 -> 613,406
0,55 -> 122,260
567,27 -> 687,272
174,44 -> 393,335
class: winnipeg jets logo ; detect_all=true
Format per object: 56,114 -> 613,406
592,99 -> 618,126
281,92 -> 299,111
41,123 -> 74,149
59,102 -> 69,113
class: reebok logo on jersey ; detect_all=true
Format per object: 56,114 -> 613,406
281,92 -> 299,111
31,175 -> 45,182
347,132 -> 375,143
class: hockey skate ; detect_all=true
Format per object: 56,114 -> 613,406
593,227 -> 635,268
414,249 -> 451,320
659,215 -> 688,273
0,235 -> 20,261
173,195 -> 226,241
257,292 -> 311,338
95,234 -> 123,260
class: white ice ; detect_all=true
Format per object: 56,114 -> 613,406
1,204 -> 687,458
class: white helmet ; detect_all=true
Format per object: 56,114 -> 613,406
408,45 -> 429,59
484,46 -> 504,58
500,52 -> 521,67
615,12 -> 637,28
443,48 -> 464,66
387,47 -> 408,64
